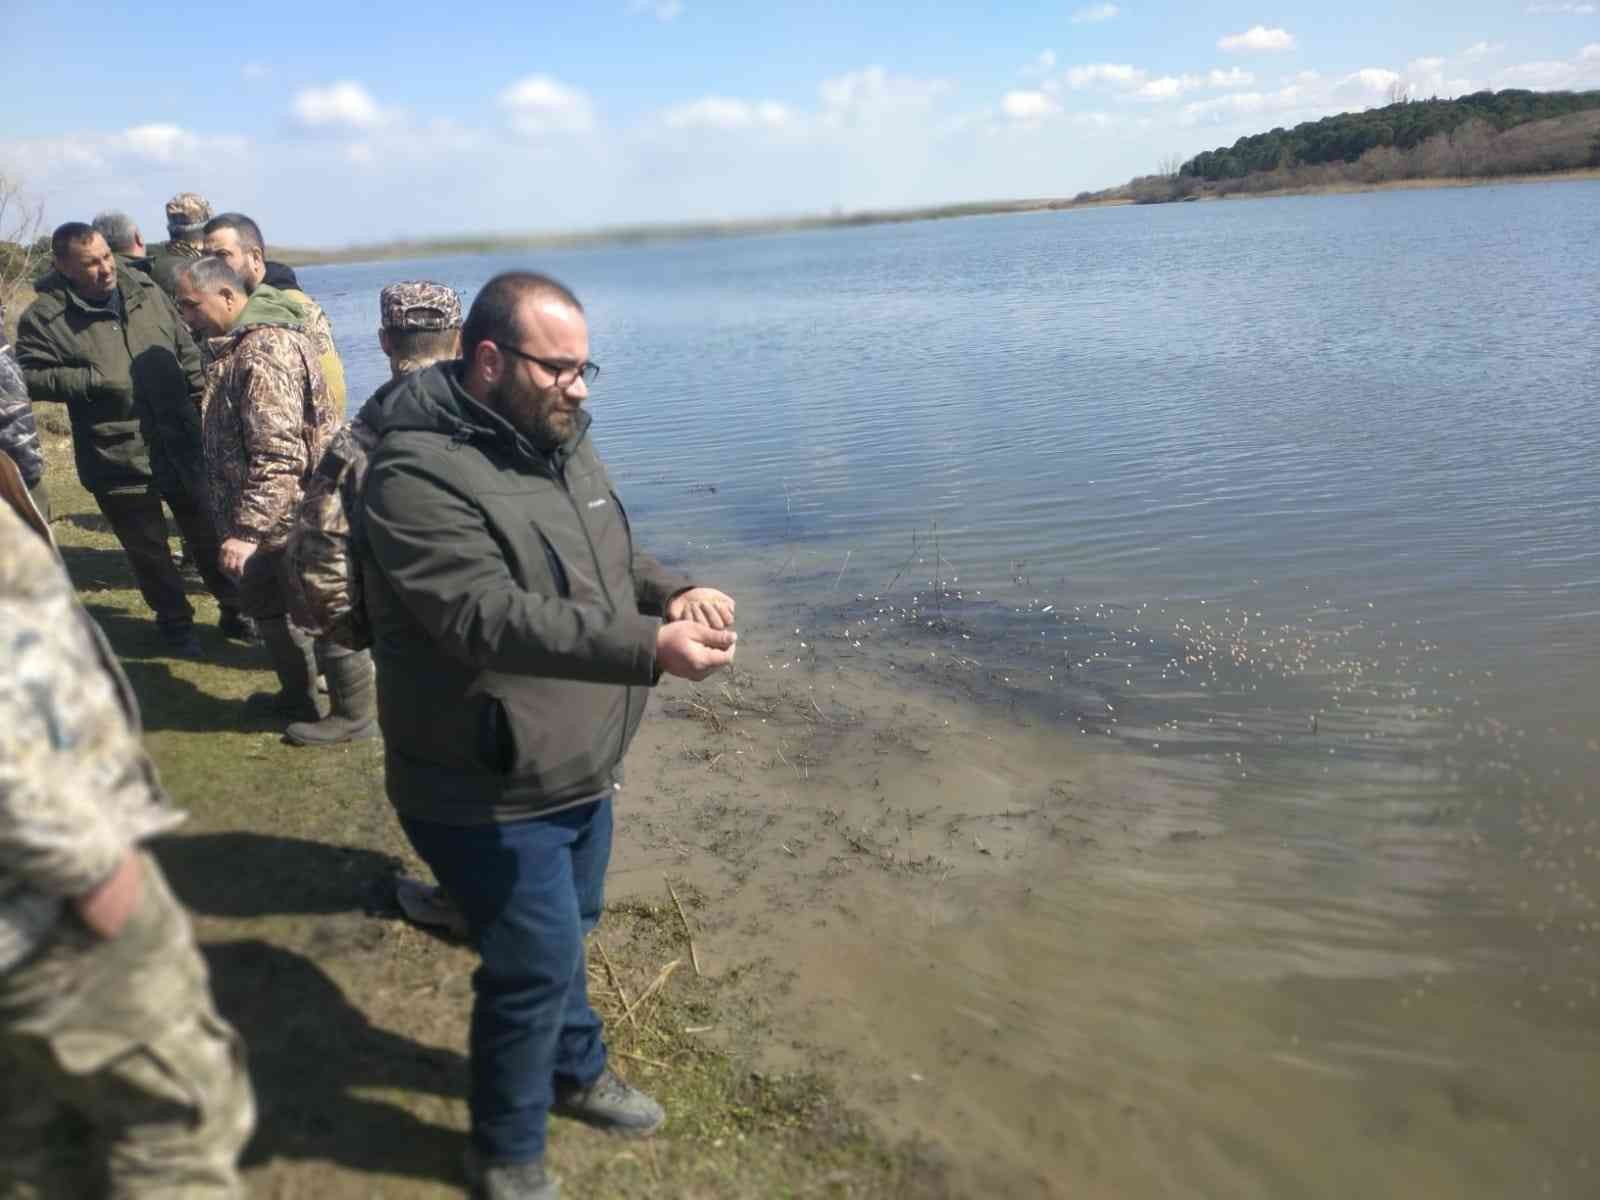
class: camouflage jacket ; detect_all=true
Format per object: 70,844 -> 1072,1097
200,290 -> 339,549
279,288 -> 347,416
0,317 -> 43,488
0,476 -> 184,973
284,337 -> 456,648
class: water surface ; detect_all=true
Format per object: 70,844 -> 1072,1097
302,182 -> 1600,1196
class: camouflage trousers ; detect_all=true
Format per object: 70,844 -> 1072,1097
0,854 -> 255,1198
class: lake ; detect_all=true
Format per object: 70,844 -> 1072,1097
301,181 -> 1600,1197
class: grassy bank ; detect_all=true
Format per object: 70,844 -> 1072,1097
30,432 -> 945,1199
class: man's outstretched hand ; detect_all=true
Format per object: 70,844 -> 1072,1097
657,622 -> 737,681
667,587 -> 736,630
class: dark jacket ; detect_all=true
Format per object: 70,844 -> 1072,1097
262,261 -> 301,291
15,267 -> 206,497
0,322 -> 43,488
146,239 -> 200,298
360,363 -> 692,824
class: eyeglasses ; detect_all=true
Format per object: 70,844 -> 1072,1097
497,343 -> 601,389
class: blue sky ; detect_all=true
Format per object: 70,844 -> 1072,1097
4,2 -> 1598,246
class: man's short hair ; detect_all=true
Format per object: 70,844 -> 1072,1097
51,222 -> 98,260
177,255 -> 248,295
386,327 -> 461,364
203,212 -> 265,255
461,272 -> 583,362
92,211 -> 140,253
381,280 -> 462,332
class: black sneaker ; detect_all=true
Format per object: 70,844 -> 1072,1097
463,1148 -> 559,1200
551,1069 -> 665,1137
218,610 -> 257,643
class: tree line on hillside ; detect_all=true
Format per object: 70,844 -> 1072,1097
1180,88 -> 1600,181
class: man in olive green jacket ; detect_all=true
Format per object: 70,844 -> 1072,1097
15,223 -> 244,652
361,271 -> 737,1199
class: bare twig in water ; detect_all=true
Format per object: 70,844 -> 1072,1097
933,519 -> 944,621
881,529 -> 919,595
665,877 -> 702,977
831,549 -> 852,591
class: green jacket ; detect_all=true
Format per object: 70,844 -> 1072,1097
360,363 -> 693,824
15,267 -> 206,497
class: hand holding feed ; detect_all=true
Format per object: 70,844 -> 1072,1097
667,587 -> 736,630
657,621 -> 737,681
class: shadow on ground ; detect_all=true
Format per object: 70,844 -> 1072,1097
155,832 -> 404,921
206,939 -> 466,1185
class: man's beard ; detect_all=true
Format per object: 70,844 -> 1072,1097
488,379 -> 576,450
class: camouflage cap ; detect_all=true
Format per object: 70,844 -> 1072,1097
380,281 -> 462,332
164,192 -> 213,230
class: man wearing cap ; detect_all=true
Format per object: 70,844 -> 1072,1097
15,223 -> 247,654
147,193 -> 211,298
380,280 -> 462,378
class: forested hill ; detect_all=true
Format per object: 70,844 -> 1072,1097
1181,88 -> 1600,181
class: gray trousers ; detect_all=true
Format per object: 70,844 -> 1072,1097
0,854 -> 255,1198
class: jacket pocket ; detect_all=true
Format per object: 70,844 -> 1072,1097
478,696 -> 518,775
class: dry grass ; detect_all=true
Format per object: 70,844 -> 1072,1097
22,434 -> 947,1199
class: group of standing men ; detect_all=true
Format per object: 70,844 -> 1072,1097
2,189 -> 742,1199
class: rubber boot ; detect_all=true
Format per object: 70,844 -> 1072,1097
285,649 -> 378,746
252,617 -> 326,722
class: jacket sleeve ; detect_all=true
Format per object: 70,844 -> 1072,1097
14,307 -> 94,408
0,344 -> 44,487
231,337 -> 311,542
170,295 -> 205,409
631,551 -> 693,617
364,450 -> 661,684
0,534 -> 134,899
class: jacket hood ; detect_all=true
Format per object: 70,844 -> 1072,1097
363,361 -> 591,470
204,284 -> 309,361
235,283 -> 308,332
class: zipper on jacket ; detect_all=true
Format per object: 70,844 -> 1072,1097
552,449 -> 634,774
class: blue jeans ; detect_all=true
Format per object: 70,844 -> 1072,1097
402,794 -> 612,1163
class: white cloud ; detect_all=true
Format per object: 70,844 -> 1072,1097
1208,67 -> 1255,87
1343,67 -> 1402,94
499,76 -> 597,135
1180,84 -> 1309,124
628,0 -> 684,20
1131,67 -> 1256,100
1002,89 -> 1061,120
1070,3 -> 1120,23
1461,41 -> 1504,62
1066,62 -> 1146,89
1527,3 -> 1596,13
1408,57 -> 1445,73
1582,42 -> 1600,59
291,81 -> 385,130
817,66 -> 951,128
241,62 -> 269,82
661,97 -> 795,130
1218,25 -> 1297,53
